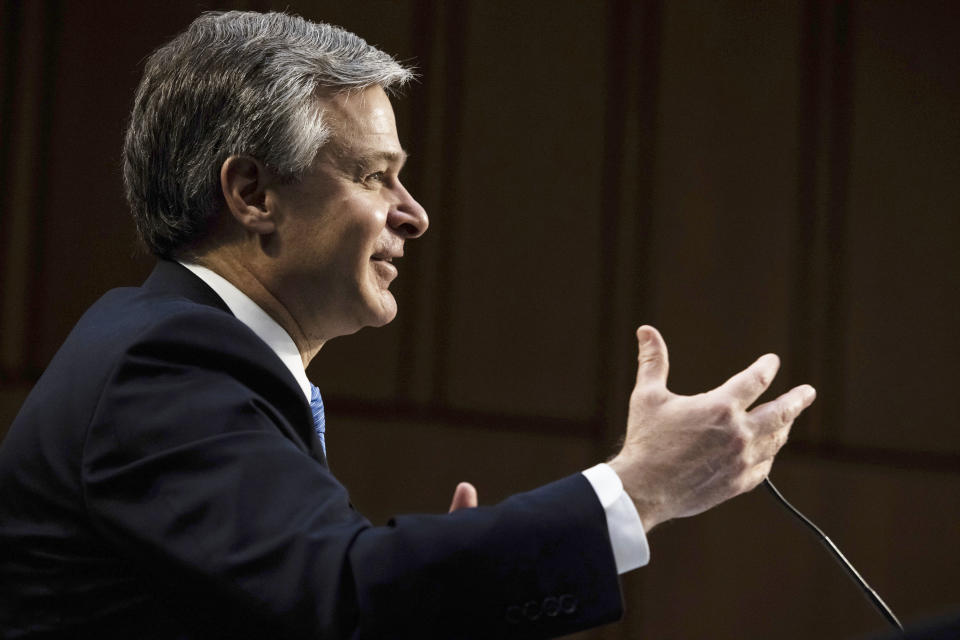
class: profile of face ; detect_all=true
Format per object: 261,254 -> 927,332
264,86 -> 428,343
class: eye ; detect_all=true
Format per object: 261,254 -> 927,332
364,170 -> 387,184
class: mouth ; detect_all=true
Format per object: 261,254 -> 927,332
370,251 -> 400,278
371,249 -> 402,263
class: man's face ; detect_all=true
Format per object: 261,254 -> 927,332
264,86 -> 428,342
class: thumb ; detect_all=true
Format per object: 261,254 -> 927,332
448,482 -> 478,513
635,325 -> 669,387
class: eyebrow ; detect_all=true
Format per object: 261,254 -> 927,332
356,149 -> 409,171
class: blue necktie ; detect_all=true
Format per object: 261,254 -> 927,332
309,384 -> 326,457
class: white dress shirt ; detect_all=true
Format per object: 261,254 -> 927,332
180,261 -> 650,573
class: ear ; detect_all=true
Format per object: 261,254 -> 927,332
219,155 -> 277,235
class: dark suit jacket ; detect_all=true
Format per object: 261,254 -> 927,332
0,261 -> 622,639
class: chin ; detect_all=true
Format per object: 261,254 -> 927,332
363,292 -> 398,328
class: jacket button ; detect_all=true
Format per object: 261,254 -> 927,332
559,594 -> 578,614
505,605 -> 522,624
523,600 -> 541,620
542,596 -> 560,617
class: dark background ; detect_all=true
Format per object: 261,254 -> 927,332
1,1 -> 958,638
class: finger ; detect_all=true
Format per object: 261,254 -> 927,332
748,384 -> 816,435
448,482 -> 478,513
713,353 -> 781,409
634,325 -> 669,388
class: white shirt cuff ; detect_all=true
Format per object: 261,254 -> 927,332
581,463 -> 650,574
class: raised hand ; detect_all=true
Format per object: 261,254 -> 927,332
608,326 -> 816,532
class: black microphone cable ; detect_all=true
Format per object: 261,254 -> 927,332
763,477 -> 904,632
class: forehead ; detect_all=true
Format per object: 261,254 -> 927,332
320,86 -> 403,158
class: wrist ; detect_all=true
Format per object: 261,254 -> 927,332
607,453 -> 668,533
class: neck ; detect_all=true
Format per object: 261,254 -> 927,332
191,250 -> 325,368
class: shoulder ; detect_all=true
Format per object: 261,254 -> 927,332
15,281 -> 312,459
88,288 -> 309,438
67,287 -> 322,499
65,281 -> 291,391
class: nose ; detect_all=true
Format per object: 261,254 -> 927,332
387,181 -> 429,239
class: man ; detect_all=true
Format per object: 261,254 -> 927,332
0,11 -> 815,639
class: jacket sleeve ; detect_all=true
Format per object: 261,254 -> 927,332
81,310 -> 623,639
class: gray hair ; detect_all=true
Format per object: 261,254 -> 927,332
122,11 -> 413,258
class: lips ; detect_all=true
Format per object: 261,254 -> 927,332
370,251 -> 400,279
370,248 -> 402,262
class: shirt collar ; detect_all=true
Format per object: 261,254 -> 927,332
178,261 -> 312,402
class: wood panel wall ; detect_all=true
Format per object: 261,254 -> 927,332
1,1 -> 958,638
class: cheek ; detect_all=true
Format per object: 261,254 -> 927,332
336,198 -> 388,258
305,199 -> 385,262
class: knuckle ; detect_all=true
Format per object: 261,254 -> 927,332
718,429 -> 750,473
637,352 -> 660,367
713,400 -> 737,423
728,429 -> 749,455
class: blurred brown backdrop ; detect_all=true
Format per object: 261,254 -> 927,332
1,0 -> 958,638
